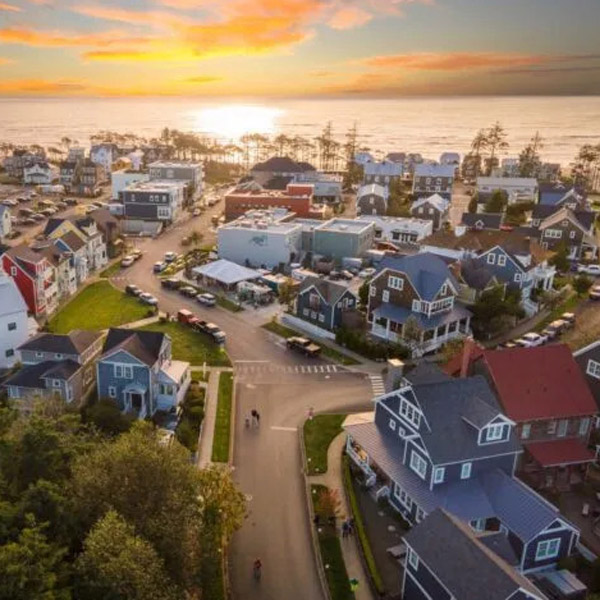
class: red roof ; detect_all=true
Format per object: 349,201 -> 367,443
482,344 -> 597,422
525,438 -> 595,467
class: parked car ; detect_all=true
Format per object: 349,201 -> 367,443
197,293 -> 216,307
64,198 -> 78,206
139,293 -> 158,306
153,261 -> 167,273
161,278 -> 181,290
590,286 -> 600,300
31,213 -> 45,222
121,255 -> 135,267
515,332 -> 547,348
16,196 -> 27,203
22,217 -> 36,226
125,284 -> 142,296
561,312 -> 576,326
92,201 -> 105,209
40,208 -> 56,217
164,251 -> 178,263
286,336 -> 321,357
19,207 -> 34,217
55,201 -> 67,210
192,208 -> 202,217
179,286 -> 198,298
177,309 -> 196,324
339,270 -> 354,281
130,249 -> 143,261
2,199 -> 17,207
328,270 -> 343,281
192,321 -> 226,344
544,319 -> 570,338
498,341 -> 519,350
577,264 -> 600,276
358,268 -> 376,279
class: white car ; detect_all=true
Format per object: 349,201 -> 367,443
358,268 -> 376,279
515,332 -> 547,348
121,255 -> 135,267
197,293 -> 216,307
164,251 -> 178,263
590,285 -> 600,300
139,293 -> 158,306
577,264 -> 600,276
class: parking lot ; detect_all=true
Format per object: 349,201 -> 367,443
0,183 -> 113,246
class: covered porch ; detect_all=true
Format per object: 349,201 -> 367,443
371,303 -> 472,355
122,383 -> 149,419
520,438 -> 596,492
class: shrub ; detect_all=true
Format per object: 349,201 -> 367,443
335,327 -> 410,361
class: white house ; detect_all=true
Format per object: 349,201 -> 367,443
360,215 -> 433,245
128,150 -> 145,171
218,210 -> 303,269
23,162 -> 53,185
0,274 -> 29,370
476,177 -> 538,204
90,143 -> 119,179
111,170 -> 150,200
0,205 -> 11,242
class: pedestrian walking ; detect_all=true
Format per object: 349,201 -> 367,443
251,409 -> 258,426
255,410 -> 261,425
313,514 -> 321,527
349,578 -> 359,593
342,520 -> 349,538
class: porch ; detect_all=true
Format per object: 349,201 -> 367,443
123,383 -> 149,419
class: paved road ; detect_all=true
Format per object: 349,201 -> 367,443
230,373 -> 371,600
112,205 -> 374,600
449,180 -> 473,227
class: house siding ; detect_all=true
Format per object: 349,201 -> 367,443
97,352 -> 149,411
433,452 -> 516,487
475,248 -> 529,292
411,203 -> 444,230
574,347 -> 600,411
403,552 -> 453,600
357,195 -> 387,216
523,527 -> 575,572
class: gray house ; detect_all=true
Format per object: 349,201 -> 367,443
96,328 -> 191,418
3,330 -> 103,408
312,218 -> 375,262
356,183 -> 389,216
402,510 -> 546,600
148,160 -> 203,203
412,164 -> 455,200
295,276 -> 358,331
410,194 -> 450,231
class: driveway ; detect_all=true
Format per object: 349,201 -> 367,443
111,205 -> 375,599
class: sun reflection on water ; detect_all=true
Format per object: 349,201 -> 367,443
193,105 -> 283,140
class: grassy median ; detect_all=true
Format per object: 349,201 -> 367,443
304,414 -> 346,475
211,372 -> 234,463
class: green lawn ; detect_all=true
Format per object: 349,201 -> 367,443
211,372 -> 234,463
139,322 -> 231,367
304,414 -> 346,475
262,321 -> 360,366
48,281 -> 149,333
311,484 -> 354,600
99,261 -> 123,278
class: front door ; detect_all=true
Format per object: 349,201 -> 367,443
130,393 -> 143,412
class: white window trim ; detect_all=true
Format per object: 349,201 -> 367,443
461,462 -> 472,480
487,254 -> 496,265
521,423 -> 531,439
389,418 -> 396,431
108,386 -> 117,398
408,548 -> 419,570
382,290 -> 390,303
433,467 -> 445,484
587,360 -> 600,380
486,423 -> 505,441
497,255 -> 507,267
535,538 -> 561,561
579,417 -> 590,436
388,275 -> 404,291
410,451 -> 427,480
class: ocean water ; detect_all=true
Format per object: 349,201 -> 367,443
0,96 -> 598,165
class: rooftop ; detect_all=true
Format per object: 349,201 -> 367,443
102,328 -> 167,367
477,176 -> 538,187
315,218 -> 374,234
0,274 -> 27,316
20,330 -> 102,355
192,259 -> 259,285
148,161 -> 202,169
123,180 -> 186,192
414,163 -> 456,178
361,215 -> 433,233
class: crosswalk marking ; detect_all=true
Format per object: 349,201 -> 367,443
234,363 -> 341,378
369,374 -> 386,396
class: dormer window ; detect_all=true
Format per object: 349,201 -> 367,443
487,254 -> 496,265
440,283 -> 447,295
388,276 -> 403,290
486,423 -> 506,442
400,398 -> 421,428
497,255 -> 507,267
433,467 -> 445,484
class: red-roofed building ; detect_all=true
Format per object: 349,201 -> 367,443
450,343 -> 597,490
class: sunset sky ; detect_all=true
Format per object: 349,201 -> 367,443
0,0 -> 598,97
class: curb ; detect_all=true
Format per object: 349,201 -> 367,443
298,418 -> 332,600
227,372 -> 237,467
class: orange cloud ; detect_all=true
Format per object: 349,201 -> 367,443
364,52 -> 551,70
0,57 -> 13,65
328,6 -> 372,30
0,2 -> 20,11
0,27 -> 154,48
0,79 -> 88,93
73,5 -> 188,27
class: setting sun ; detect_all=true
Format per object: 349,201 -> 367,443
193,105 -> 283,140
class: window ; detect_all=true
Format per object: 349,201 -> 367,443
587,360 -> 600,380
35,351 -> 44,358
388,276 -> 403,290
440,283 -> 447,295
52,379 -> 61,388
114,364 -> 133,379
389,418 -> 396,431
579,417 -> 591,436
497,255 -> 507,267
157,206 -> 170,219
108,386 -> 117,398
408,548 -> 419,570
544,229 -> 562,239
570,231 -> 576,239
433,467 -> 445,484
369,286 -> 376,297
5,348 -> 14,358
416,508 -> 425,523
486,423 -> 505,441
410,451 -> 427,480
521,423 -> 531,439
547,420 -> 557,435
557,419 -> 568,437
514,273 -> 522,282
7,322 -> 16,331
398,426 -> 406,438
535,538 -> 561,561
394,483 -> 413,509
487,254 -> 496,265
461,462 -> 472,479
318,313 -> 325,323
400,399 -> 421,428
10,266 -> 17,276
55,353 -> 63,359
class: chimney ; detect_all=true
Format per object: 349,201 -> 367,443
460,337 -> 476,378
386,358 -> 405,391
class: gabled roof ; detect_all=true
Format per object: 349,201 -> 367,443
538,206 -> 592,234
461,212 -> 503,230
481,345 -> 597,421
4,243 -> 47,265
539,183 -> 584,206
412,193 -> 449,212
532,206 -> 595,231
58,230 -> 86,252
43,218 -> 67,237
0,274 -> 27,316
357,183 -> 388,198
376,252 -> 458,301
363,161 -> 403,177
192,259 -> 259,285
102,328 -> 166,367
251,156 -> 313,173
414,164 -> 456,178
264,175 -> 294,190
20,330 -> 101,355
299,276 -> 356,306
403,510 -> 545,600
460,258 -> 499,291
3,359 -> 80,388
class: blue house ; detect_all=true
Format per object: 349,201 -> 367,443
539,183 -> 585,208
96,328 -> 191,418
344,369 -> 579,573
295,276 -> 358,331
402,509 -> 546,600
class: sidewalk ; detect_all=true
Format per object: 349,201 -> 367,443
197,369 -> 223,468
308,432 -> 375,600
